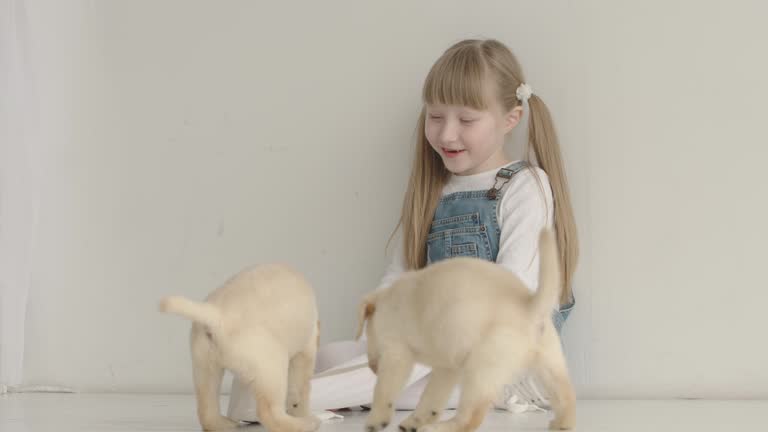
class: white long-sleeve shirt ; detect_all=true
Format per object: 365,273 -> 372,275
377,162 -> 554,293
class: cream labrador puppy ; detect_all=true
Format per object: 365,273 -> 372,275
160,264 -> 321,432
356,229 -> 575,432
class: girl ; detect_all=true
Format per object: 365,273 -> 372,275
374,38 -> 578,412
227,38 -> 578,421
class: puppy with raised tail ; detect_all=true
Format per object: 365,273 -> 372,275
160,264 -> 321,432
356,228 -> 575,432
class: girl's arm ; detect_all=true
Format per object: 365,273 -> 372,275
374,230 -> 406,291
496,166 -> 555,293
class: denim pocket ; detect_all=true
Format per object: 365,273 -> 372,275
450,242 -> 478,257
427,225 -> 493,263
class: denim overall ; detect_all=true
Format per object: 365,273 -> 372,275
426,161 -> 575,334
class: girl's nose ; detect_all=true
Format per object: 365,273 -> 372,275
439,120 -> 459,144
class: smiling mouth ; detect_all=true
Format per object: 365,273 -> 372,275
442,148 -> 466,158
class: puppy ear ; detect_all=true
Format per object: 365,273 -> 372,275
355,293 -> 377,340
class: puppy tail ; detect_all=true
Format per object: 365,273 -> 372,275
355,290 -> 380,340
529,227 -> 562,319
159,296 -> 222,329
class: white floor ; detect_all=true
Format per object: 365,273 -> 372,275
0,393 -> 765,432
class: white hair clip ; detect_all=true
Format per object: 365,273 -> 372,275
516,83 -> 533,103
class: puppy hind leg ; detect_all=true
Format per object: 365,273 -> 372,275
532,325 -> 576,430
190,328 -> 238,430
365,346 -> 415,432
399,367 -> 459,432
422,335 -> 529,432
232,335 -> 319,432
287,338 -> 320,428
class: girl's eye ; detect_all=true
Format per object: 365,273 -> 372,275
460,118 -> 477,124
429,115 -> 444,120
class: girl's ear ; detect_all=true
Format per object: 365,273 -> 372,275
503,106 -> 524,133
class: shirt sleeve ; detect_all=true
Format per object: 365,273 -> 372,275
495,167 -> 555,293
374,229 -> 407,292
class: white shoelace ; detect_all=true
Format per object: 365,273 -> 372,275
496,376 -> 549,413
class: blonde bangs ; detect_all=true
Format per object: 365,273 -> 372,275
422,44 -> 490,110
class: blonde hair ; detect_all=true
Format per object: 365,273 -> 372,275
394,39 -> 579,304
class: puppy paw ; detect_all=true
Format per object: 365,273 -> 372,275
201,415 -> 239,431
364,410 -> 392,432
300,415 -> 322,432
418,423 -> 450,432
399,412 -> 433,432
275,415 -> 321,432
549,415 -> 575,430
288,403 -> 312,418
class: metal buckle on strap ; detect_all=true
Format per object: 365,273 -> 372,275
487,167 -> 516,200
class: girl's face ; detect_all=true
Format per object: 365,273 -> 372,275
425,99 -> 522,176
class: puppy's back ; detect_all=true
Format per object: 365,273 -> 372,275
208,264 -> 314,306
208,264 -> 317,344
378,258 -> 533,363
400,258 -> 532,313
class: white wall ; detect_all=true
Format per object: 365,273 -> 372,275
15,0 -> 768,397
